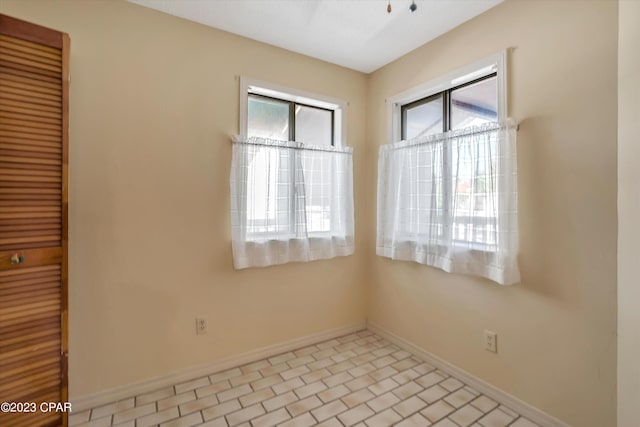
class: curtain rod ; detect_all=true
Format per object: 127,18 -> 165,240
231,136 -> 353,154
382,121 -> 519,152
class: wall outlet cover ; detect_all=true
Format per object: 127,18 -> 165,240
196,316 -> 208,335
484,329 -> 497,353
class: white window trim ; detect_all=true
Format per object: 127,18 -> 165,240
386,50 -> 508,143
239,77 -> 348,147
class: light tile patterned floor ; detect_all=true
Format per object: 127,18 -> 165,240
70,331 -> 541,427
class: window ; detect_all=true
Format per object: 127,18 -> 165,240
248,94 -> 334,146
240,77 -> 345,146
378,51 -> 519,285
401,74 -> 498,139
231,79 -> 353,269
399,74 -> 499,249
389,53 -> 506,250
388,51 -> 507,142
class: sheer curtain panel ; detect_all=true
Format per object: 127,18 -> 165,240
377,121 -> 519,285
231,137 -> 354,269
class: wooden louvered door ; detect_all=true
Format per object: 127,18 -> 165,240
0,14 -> 69,427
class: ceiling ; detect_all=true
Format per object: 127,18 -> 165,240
129,0 -> 503,74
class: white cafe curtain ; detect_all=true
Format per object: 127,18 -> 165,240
230,136 -> 354,269
377,121 -> 519,285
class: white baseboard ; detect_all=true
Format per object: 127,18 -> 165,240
72,322 -> 366,412
367,322 -> 570,427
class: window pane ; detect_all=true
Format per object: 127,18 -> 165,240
450,131 -> 498,248
301,153 -> 332,233
451,76 -> 497,130
403,96 -> 443,140
246,147 -> 290,235
295,105 -> 332,146
248,95 -> 289,140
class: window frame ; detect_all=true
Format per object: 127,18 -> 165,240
247,93 -> 336,145
400,92 -> 445,140
387,50 -> 508,144
401,73 -> 498,139
239,77 -> 347,147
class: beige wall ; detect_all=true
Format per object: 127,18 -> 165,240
0,0 -> 624,424
366,1 -> 618,426
0,0 -> 368,398
618,0 -> 640,425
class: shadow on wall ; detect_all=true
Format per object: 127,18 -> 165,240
517,116 -> 605,305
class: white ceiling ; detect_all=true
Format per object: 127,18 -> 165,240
129,0 -> 503,73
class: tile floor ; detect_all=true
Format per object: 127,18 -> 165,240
69,330 -> 540,427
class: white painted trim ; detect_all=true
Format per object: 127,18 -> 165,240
368,322 -> 571,427
239,76 -> 348,147
386,49 -> 508,143
73,320 -> 567,426
72,322 -> 366,412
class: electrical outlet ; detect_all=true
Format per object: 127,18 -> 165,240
484,329 -> 497,353
196,316 -> 208,335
